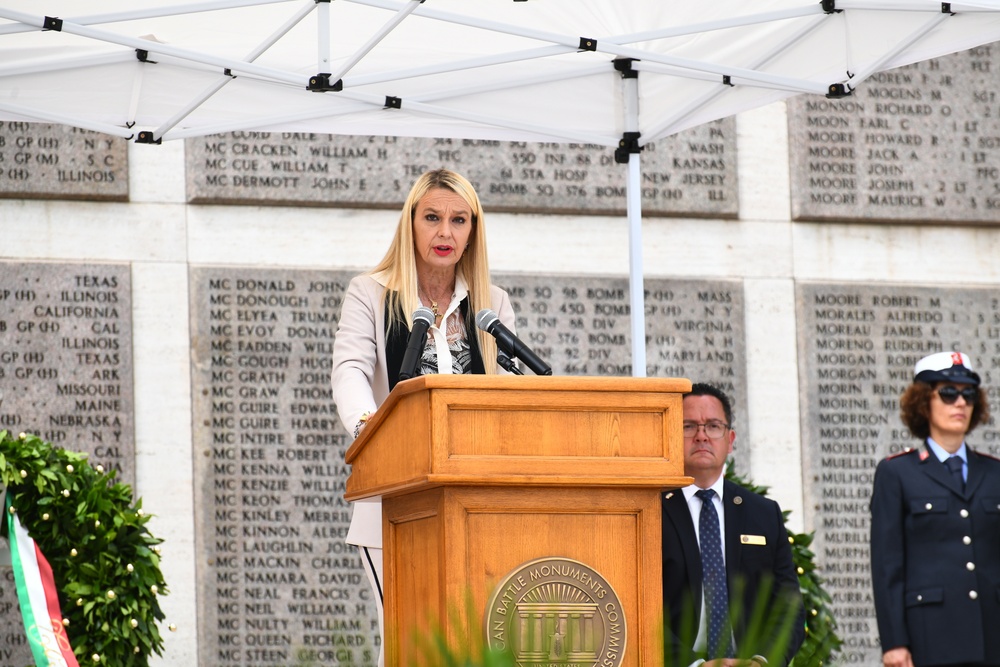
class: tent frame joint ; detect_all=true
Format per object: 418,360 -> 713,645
307,73 -> 343,92
722,74 -> 734,87
941,2 -> 954,14
384,96 -> 402,109
826,82 -> 853,99
615,132 -> 642,164
42,16 -> 63,32
579,37 -> 597,52
820,0 -> 840,14
135,131 -> 161,145
135,49 -> 158,64
614,58 -> 639,79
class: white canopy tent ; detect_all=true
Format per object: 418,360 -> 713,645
3,0 -> 1000,375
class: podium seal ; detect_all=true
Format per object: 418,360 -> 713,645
485,557 -> 626,666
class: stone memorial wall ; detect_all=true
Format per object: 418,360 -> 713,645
799,282 -> 1000,665
189,266 -> 748,666
0,261 -> 134,667
788,42 -> 1000,223
0,123 -> 127,201
185,120 -> 737,217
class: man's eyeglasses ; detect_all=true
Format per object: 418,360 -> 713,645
936,385 -> 978,405
682,420 -> 730,439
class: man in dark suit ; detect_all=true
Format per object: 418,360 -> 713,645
662,383 -> 804,667
871,351 -> 1000,667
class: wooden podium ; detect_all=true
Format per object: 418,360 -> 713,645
345,375 -> 692,666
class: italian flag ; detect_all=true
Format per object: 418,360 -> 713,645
5,494 -> 80,667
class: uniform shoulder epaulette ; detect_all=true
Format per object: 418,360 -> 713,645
972,448 -> 1000,463
885,447 -> 920,461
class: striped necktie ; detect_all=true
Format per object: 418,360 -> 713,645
696,488 -> 734,659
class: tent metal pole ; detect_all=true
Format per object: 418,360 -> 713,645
348,91 -> 619,144
162,89 -> 617,143
348,0 -> 826,52
0,100 -> 135,138
164,85 -> 618,145
946,2 -> 1000,10
163,102 -> 371,140
347,0 -> 590,45
317,0 -> 330,71
847,13 -> 950,83
613,5 -> 824,42
153,78 -> 231,140
72,0 -> 297,25
622,74 -> 646,379
0,8 -> 309,87
127,60 -> 145,126
328,0 -> 422,85
246,1 -> 318,62
150,0 -> 317,139
0,52 -> 134,77
636,62 -> 825,95
838,0 -> 999,9
608,43 -> 830,94
349,0 -> 830,93
646,14 -> 827,139
0,0 -> 294,36
345,44 -> 577,88
406,63 -> 607,103
627,152 -> 645,379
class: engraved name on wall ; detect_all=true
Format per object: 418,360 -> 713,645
798,282 -> 1000,665
185,121 -> 737,217
0,124 -> 127,201
495,273 -> 750,459
788,43 -> 1000,223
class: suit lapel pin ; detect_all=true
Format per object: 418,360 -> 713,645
665,492 -> 674,500
733,496 -> 743,505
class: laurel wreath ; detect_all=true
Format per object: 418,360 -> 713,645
0,430 -> 169,665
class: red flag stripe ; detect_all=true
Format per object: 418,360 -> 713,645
33,543 -> 80,667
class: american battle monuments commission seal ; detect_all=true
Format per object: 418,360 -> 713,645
485,557 -> 626,667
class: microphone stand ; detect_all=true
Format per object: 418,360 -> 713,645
496,350 -> 523,375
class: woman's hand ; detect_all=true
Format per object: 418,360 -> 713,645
353,411 -> 374,439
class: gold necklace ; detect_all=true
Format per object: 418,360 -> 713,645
418,287 -> 443,323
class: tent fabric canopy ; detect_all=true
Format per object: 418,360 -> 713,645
2,0 -> 1000,145
3,0 -> 1000,376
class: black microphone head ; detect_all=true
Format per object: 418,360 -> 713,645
475,308 -> 499,332
412,306 -> 435,326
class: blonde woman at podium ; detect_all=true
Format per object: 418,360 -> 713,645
331,168 -> 516,665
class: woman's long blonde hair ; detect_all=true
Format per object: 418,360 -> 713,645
371,168 -> 500,373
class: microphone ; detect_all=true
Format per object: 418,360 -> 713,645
398,306 -> 434,382
476,309 -> 552,376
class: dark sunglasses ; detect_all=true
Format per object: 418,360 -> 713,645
936,385 -> 978,405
